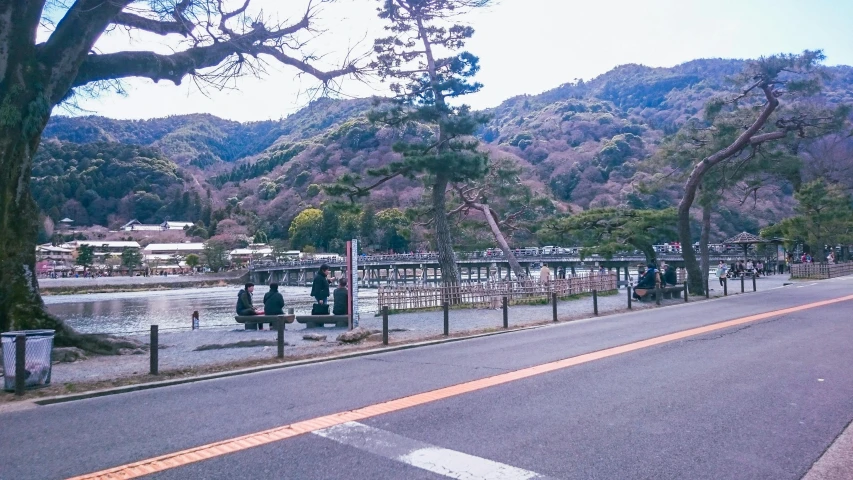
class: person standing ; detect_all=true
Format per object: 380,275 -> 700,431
311,264 -> 332,304
263,283 -> 285,315
539,263 -> 551,284
236,283 -> 259,316
716,261 -> 727,286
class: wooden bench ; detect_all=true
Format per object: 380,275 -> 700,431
633,287 -> 655,302
662,285 -> 685,299
633,285 -> 685,302
234,314 -> 295,330
295,315 -> 349,328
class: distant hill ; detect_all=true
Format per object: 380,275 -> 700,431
36,58 -> 853,242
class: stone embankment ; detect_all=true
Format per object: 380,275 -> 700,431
39,271 -> 248,295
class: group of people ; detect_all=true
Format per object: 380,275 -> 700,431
538,264 -> 607,283
235,264 -> 349,322
715,260 -> 768,285
310,264 -> 349,315
632,263 -> 678,299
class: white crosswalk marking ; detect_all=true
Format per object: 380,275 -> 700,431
314,421 -> 557,480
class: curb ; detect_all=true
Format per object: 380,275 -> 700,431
33,322 -> 552,406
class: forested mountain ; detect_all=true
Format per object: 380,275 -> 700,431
35,58 -> 853,247
42,98 -> 372,168
32,140 -> 205,227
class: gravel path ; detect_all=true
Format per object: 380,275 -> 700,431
43,276 -> 795,385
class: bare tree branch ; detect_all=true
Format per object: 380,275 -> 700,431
111,11 -> 187,36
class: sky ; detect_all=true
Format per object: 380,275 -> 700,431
63,0 -> 853,121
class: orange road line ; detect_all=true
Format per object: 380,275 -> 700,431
68,294 -> 853,480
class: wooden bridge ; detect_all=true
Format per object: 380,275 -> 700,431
249,251 -> 749,287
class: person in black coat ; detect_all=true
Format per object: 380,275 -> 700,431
332,278 -> 348,315
663,264 -> 678,286
310,264 -> 332,304
263,283 -> 285,315
636,264 -> 656,289
236,283 -> 258,316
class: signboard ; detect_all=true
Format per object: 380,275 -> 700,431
347,239 -> 359,329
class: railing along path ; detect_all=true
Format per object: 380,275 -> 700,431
377,273 -> 617,311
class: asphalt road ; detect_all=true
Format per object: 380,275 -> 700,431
2,277 -> 852,479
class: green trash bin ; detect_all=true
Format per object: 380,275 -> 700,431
1,330 -> 55,391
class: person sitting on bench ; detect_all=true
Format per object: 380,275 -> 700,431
236,283 -> 259,316
663,264 -> 678,286
263,283 -> 285,315
332,278 -> 348,315
634,263 -> 658,300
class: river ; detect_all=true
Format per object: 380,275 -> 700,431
44,286 -> 379,335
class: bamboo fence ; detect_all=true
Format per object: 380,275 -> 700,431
377,273 -> 617,311
790,262 -> 853,279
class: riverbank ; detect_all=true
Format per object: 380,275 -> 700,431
2,287 -> 672,402
1,275 -> 796,403
39,272 -> 248,295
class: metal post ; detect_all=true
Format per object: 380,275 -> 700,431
552,293 -> 558,322
705,277 -> 710,299
443,302 -> 449,336
15,334 -> 25,396
502,296 -> 508,329
741,275 -> 745,293
382,306 -> 389,345
277,319 -> 285,359
593,289 -> 599,315
627,285 -> 632,309
683,281 -> 689,303
752,274 -> 757,292
150,325 -> 159,375
724,277 -> 728,296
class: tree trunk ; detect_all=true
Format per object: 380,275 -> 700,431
700,202 -> 712,293
0,86 -> 143,352
677,84 -> 781,296
637,245 -> 656,265
432,173 -> 460,287
476,203 -> 526,279
0,134 -> 57,334
677,202 -> 704,295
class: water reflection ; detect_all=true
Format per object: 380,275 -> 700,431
44,286 -> 378,335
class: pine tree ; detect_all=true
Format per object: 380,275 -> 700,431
327,0 -> 491,285
662,51 -> 848,294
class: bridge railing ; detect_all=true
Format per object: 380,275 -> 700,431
790,262 -> 853,279
251,252 -> 743,271
377,273 -> 617,312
